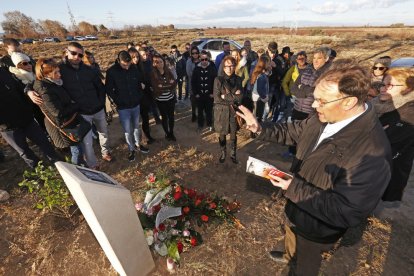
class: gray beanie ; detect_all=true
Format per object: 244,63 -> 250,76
374,56 -> 391,68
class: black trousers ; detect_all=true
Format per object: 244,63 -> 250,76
285,225 -> 336,276
140,95 -> 152,139
156,99 -> 175,135
1,120 -> 61,168
176,78 -> 184,100
197,96 -> 213,128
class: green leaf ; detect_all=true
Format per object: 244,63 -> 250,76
167,240 -> 180,263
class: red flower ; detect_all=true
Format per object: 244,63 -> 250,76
147,173 -> 156,183
177,241 -> 184,253
182,206 -> 190,214
187,189 -> 197,199
158,223 -> 166,231
190,237 -> 197,246
195,199 -> 202,206
201,215 -> 209,222
209,202 -> 217,209
153,204 -> 161,213
173,192 -> 182,201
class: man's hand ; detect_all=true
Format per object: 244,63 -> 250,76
27,91 -> 43,105
268,174 -> 292,190
236,105 -> 261,133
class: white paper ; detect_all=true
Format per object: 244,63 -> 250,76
155,206 -> 182,229
246,156 -> 293,180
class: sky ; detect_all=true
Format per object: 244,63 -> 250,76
1,0 -> 414,32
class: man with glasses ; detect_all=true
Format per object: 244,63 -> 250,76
61,42 -> 111,169
237,62 -> 391,276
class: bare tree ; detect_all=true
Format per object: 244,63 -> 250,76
39,19 -> 68,37
78,21 -> 98,35
1,11 -> 39,37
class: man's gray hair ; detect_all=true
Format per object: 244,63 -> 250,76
314,47 -> 331,60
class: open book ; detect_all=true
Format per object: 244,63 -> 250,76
246,156 -> 293,180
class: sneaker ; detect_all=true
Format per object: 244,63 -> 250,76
128,151 -> 135,162
138,144 -> 149,154
102,153 -> 113,162
169,134 -> 177,141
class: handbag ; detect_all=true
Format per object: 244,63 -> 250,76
42,111 -> 91,143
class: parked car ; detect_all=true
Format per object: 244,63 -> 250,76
74,36 -> 86,41
0,38 -> 3,45
85,35 -> 98,40
44,37 -> 61,42
191,38 -> 242,62
66,36 -> 74,41
390,58 -> 414,68
20,38 -> 34,44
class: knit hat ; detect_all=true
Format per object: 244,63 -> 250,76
374,56 -> 391,68
268,42 -> 278,52
11,52 -> 30,66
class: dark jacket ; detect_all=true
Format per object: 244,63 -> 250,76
268,54 -> 284,87
170,51 -> 186,79
0,67 -> 33,131
379,101 -> 414,201
59,59 -> 105,115
191,62 -> 217,98
105,61 -> 144,110
213,74 -> 243,135
33,79 -> 79,148
258,103 -> 392,243
0,55 -> 14,68
150,68 -> 177,99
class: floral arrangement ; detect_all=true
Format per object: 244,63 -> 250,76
135,173 -> 241,269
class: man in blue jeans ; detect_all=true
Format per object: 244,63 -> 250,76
106,51 -> 149,162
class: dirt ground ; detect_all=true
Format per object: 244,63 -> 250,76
1,27 -> 414,275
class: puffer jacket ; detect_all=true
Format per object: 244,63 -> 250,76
34,79 -> 79,148
258,103 -> 391,243
105,61 -> 144,110
59,59 -> 105,115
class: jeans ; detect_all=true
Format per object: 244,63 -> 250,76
118,105 -> 141,151
254,100 -> 269,122
1,120 -> 60,168
81,109 -> 110,168
70,144 -> 84,165
156,99 -> 175,135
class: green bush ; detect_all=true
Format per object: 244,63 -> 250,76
19,162 -> 76,218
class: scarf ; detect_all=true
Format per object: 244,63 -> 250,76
371,90 -> 414,119
9,66 -> 35,84
46,77 -> 63,86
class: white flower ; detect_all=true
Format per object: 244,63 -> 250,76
170,229 -> 179,236
146,236 -> 154,245
154,242 -> 168,256
183,229 -> 190,237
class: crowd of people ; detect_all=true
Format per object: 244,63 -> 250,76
1,37 -> 413,275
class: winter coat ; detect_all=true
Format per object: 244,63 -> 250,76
213,74 -> 243,135
170,51 -> 186,79
372,92 -> 414,201
186,59 -> 198,94
291,62 -> 331,114
59,59 -> 106,115
282,64 -> 307,96
191,62 -> 217,99
150,68 -> 177,100
105,61 -> 144,110
0,67 -> 33,131
236,65 -> 250,88
33,79 -> 79,148
252,73 -> 269,101
258,103 -> 391,243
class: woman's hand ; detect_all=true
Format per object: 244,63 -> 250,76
236,105 -> 261,133
268,174 -> 292,190
27,91 -> 43,105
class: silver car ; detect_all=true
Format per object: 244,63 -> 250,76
191,38 -> 242,62
390,57 -> 414,68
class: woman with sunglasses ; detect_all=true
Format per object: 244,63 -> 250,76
33,58 -> 86,166
150,54 -> 177,141
371,67 -> 414,209
186,46 -> 200,122
368,56 -> 391,100
214,56 -> 243,164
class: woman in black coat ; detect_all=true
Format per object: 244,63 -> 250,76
33,58 -> 84,165
213,56 -> 243,164
372,67 -> 414,207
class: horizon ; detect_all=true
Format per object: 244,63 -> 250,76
1,0 -> 414,33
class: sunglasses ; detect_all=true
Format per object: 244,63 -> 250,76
19,61 -> 30,66
372,66 -> 385,71
200,58 -> 208,61
68,50 -> 84,58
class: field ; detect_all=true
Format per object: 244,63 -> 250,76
1,27 -> 414,275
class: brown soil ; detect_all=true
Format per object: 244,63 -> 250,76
1,27 -> 414,275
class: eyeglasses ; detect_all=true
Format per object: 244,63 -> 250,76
380,83 -> 404,90
314,96 -> 352,107
68,50 -> 84,58
192,52 -> 199,55
19,61 -> 30,66
372,66 -> 386,71
200,58 -> 208,61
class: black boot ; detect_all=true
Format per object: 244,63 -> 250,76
219,137 -> 226,163
230,139 -> 238,164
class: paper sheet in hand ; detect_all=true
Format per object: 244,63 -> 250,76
246,156 -> 293,180
155,206 -> 182,228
